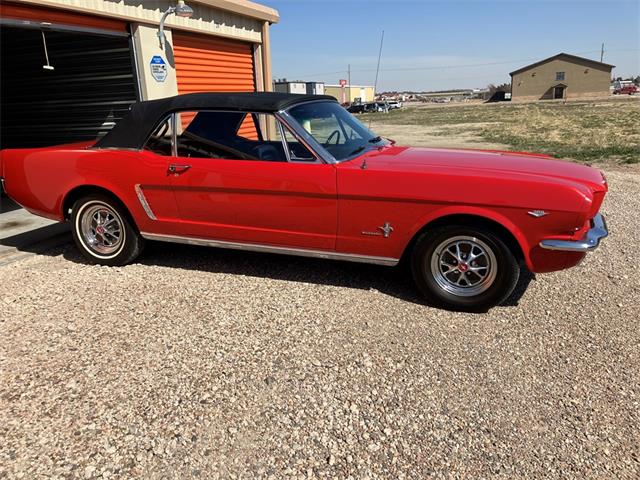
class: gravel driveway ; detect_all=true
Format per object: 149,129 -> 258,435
1,167 -> 638,479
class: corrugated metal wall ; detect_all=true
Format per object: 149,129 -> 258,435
172,31 -> 257,138
0,26 -> 137,148
173,32 -> 256,93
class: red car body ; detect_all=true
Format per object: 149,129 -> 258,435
1,140 -> 606,274
613,85 -> 638,95
0,92 -> 610,312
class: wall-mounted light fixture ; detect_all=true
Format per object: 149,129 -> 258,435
158,1 -> 194,50
41,28 -> 54,70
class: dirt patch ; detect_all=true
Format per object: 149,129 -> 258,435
373,122 -> 509,150
364,97 -> 640,163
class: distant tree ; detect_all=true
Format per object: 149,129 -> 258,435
633,76 -> 640,86
487,82 -> 511,93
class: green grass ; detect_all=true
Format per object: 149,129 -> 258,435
364,100 -> 640,164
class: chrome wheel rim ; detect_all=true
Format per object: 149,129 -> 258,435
79,203 -> 124,256
430,235 -> 497,297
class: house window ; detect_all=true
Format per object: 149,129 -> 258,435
556,71 -> 565,81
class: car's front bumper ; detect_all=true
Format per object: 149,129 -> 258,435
539,213 -> 608,252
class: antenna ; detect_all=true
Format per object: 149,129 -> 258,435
373,30 -> 385,99
369,30 -> 384,128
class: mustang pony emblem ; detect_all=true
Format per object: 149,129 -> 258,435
528,210 -> 549,218
362,222 -> 394,238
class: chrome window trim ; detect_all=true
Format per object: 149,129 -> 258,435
274,114 -> 323,165
92,147 -> 142,152
141,232 -> 399,266
280,99 -> 385,164
134,184 -> 157,220
277,110 -> 338,165
170,112 -> 178,157
156,109 -> 323,165
275,119 -> 292,163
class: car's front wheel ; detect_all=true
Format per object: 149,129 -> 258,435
71,194 -> 144,266
411,225 -> 520,312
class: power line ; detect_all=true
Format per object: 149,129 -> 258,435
283,49 -> 639,79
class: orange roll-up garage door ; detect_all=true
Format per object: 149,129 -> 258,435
172,32 -> 257,138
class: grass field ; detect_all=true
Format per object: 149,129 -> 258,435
364,98 -> 640,164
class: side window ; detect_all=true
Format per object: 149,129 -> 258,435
145,110 -> 318,163
145,116 -> 173,156
174,110 -> 287,162
278,121 -> 317,162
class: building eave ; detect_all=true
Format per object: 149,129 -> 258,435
509,52 -> 615,76
193,0 -> 279,23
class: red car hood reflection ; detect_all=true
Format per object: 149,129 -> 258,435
362,146 -> 607,190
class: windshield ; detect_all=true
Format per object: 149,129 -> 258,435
287,101 -> 387,162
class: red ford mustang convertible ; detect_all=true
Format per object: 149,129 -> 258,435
0,93 -> 608,311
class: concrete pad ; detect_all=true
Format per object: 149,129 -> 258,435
0,198 -> 71,264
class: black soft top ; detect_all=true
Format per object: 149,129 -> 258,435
94,92 -> 336,149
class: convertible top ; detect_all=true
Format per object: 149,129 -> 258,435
94,92 -> 337,149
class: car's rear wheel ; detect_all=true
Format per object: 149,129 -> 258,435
411,225 -> 520,312
71,194 -> 144,266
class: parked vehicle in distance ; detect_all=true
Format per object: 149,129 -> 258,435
375,101 -> 390,112
346,103 -> 366,114
347,102 -> 377,114
613,84 -> 638,95
0,92 -> 609,311
387,100 -> 403,109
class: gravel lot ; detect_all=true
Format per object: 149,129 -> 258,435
1,166 -> 638,479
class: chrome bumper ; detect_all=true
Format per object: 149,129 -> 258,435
539,214 -> 608,252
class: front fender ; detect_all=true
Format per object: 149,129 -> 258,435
406,205 -> 534,269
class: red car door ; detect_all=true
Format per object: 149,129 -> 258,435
168,157 -> 338,250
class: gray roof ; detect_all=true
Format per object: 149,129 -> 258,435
509,53 -> 615,76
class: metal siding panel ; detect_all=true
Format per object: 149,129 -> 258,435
0,26 -> 137,148
0,2 -> 128,31
173,31 -> 256,95
173,31 -> 257,139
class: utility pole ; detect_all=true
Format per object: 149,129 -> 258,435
373,30 -> 385,99
600,42 -> 605,62
348,64 -> 351,103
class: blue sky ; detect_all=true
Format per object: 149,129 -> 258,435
267,0 -> 640,91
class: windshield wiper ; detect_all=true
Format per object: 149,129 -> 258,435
368,136 -> 382,143
347,145 -> 367,157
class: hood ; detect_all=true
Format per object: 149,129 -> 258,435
363,146 -> 607,191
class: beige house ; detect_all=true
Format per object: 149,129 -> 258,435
510,53 -> 614,101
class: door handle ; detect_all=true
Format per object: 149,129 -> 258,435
168,164 -> 191,175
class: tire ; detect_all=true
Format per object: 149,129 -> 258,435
71,194 -> 144,266
410,225 -> 520,312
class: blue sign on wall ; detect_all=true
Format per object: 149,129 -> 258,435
150,55 -> 168,83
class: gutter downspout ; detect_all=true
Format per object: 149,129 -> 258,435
261,21 -> 272,93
